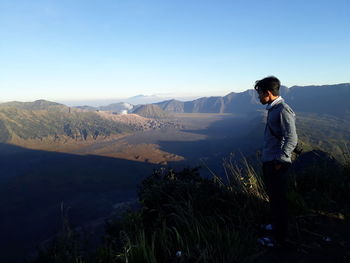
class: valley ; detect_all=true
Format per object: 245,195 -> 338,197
0,112 -> 259,263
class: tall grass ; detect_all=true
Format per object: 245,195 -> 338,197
32,204 -> 87,263
222,155 -> 269,223
32,150 -> 350,263
114,160 -> 270,263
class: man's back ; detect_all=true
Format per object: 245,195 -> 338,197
262,98 -> 298,163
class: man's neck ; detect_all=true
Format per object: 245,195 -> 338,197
269,96 -> 280,104
266,96 -> 282,110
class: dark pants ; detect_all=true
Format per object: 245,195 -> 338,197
262,161 -> 291,242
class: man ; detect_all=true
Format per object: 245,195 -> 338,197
254,76 -> 298,247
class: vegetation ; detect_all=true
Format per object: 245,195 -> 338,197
296,113 -> 350,162
31,151 -> 350,263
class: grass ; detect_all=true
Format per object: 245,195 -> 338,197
31,151 -> 350,263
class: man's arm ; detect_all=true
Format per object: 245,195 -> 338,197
277,107 -> 298,163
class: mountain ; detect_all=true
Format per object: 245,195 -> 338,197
132,104 -> 173,119
284,83 -> 350,117
155,99 -> 185,113
155,88 -> 271,114
72,83 -> 350,117
0,100 -> 133,143
154,84 -> 350,117
185,96 -> 225,113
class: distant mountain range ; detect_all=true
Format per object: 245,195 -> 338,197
154,84 -> 350,117
60,94 -> 200,107
71,83 -> 350,118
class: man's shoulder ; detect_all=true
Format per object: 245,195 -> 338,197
270,101 -> 295,115
280,101 -> 296,116
269,101 -> 296,118
275,101 -> 296,117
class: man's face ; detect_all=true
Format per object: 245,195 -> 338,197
258,90 -> 270,105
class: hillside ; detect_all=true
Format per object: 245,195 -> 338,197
155,99 -> 185,113
1,99 -> 65,111
0,100 -> 133,143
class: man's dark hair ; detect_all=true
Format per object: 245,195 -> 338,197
254,76 -> 280,96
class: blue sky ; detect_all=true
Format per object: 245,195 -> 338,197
1,0 -> 349,103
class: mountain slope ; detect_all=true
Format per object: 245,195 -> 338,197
0,100 -> 133,143
155,99 -> 185,113
285,83 -> 350,117
132,104 -> 172,119
2,99 -> 67,111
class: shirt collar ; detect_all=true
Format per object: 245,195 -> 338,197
266,96 -> 284,110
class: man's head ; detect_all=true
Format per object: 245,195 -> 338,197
254,76 -> 281,105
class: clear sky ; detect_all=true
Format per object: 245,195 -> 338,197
1,0 -> 349,102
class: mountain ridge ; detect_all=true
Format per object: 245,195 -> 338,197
3,83 -> 349,116
153,83 -> 350,116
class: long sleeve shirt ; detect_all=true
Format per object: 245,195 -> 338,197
261,97 -> 298,163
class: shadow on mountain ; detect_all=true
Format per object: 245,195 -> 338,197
0,143 -> 160,263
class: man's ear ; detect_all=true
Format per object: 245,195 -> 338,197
266,90 -> 273,98
267,90 -> 277,98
